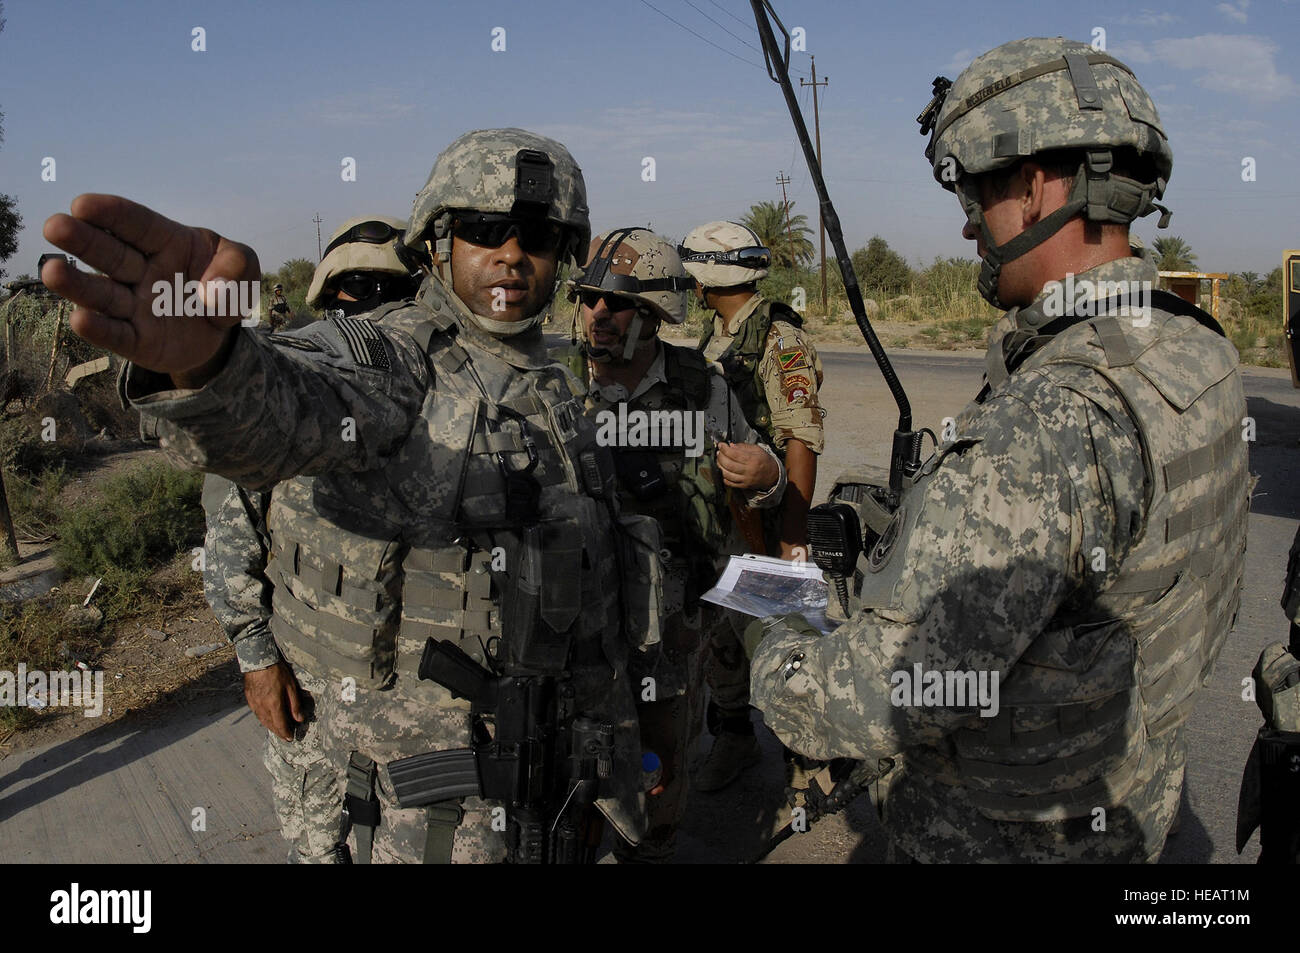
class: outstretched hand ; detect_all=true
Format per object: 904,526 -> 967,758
42,194 -> 260,376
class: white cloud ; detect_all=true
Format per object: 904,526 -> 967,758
1216,1 -> 1250,23
944,48 -> 974,76
308,90 -> 416,126
1114,9 -> 1181,26
1151,34 -> 1298,101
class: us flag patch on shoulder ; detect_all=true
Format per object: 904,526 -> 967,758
331,316 -> 391,370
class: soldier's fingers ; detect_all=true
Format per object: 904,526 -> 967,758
67,193 -> 184,256
67,308 -> 141,361
42,257 -> 138,319
43,211 -> 150,286
285,676 -> 305,724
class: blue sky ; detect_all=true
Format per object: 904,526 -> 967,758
2,0 -> 1296,277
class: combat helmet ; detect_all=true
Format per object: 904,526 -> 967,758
569,228 -> 695,362
306,215 -> 420,309
678,221 -> 772,289
917,37 -> 1173,307
406,128 -> 590,266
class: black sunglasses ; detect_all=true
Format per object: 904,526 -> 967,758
333,272 -> 413,301
578,289 -> 640,312
676,245 -> 771,270
452,212 -> 565,255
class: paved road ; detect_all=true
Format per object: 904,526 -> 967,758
2,349 -> 1296,864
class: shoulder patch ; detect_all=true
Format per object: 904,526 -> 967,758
776,347 -> 810,374
330,316 -> 391,370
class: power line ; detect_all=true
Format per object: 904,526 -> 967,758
707,0 -> 756,31
684,0 -> 763,55
638,0 -> 765,70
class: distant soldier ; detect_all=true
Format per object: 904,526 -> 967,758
565,227 -> 785,860
267,283 -> 291,330
679,221 -> 825,793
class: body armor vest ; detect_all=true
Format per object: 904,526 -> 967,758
602,344 -> 729,596
697,297 -> 802,447
857,303 -> 1248,822
262,282 -> 651,836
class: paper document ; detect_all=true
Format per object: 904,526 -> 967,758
701,554 -> 834,634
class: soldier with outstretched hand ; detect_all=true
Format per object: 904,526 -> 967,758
44,129 -> 651,864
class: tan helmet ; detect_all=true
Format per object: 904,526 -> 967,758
917,37 -> 1173,306
570,228 -> 693,324
405,128 -> 590,265
306,215 -> 416,308
678,221 -> 771,288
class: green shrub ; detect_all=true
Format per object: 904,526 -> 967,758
54,462 -> 204,577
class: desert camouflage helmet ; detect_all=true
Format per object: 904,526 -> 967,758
306,215 -> 414,308
679,221 -> 771,288
570,228 -> 694,324
405,128 -> 590,262
918,37 -> 1174,306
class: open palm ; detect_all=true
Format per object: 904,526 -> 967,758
42,194 -> 260,374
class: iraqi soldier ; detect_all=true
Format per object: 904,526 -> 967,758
566,227 -> 786,861
678,221 -> 826,792
44,128 -> 649,864
745,38 -> 1249,862
305,216 -> 425,318
202,217 -> 430,862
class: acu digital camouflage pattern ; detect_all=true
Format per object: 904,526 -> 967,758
406,128 -> 590,256
750,256 -> 1249,862
929,37 -> 1173,189
306,215 -> 412,309
200,475 -> 343,862
125,269 -> 648,863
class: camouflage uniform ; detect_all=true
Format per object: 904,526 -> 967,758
751,256 -> 1249,862
126,130 -> 647,863
567,228 -> 785,860
201,475 -> 343,863
682,224 -> 825,784
268,290 -> 291,331
752,39 -> 1251,862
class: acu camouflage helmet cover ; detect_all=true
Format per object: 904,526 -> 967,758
406,128 -> 591,263
924,37 -> 1173,222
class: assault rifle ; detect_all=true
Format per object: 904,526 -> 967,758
388,525 -> 615,864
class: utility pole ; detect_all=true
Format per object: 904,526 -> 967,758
801,56 -> 829,313
776,172 -> 795,260
314,213 -> 324,261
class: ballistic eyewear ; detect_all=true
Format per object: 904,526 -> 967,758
323,220 -> 404,259
452,212 -> 565,255
578,289 -> 640,313
332,272 -> 414,301
676,245 -> 772,270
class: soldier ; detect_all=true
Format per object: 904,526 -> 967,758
305,216 -> 425,318
202,217 -> 429,863
678,221 -> 825,793
268,282 -> 291,330
745,38 -> 1250,862
44,128 -> 649,864
565,227 -> 786,860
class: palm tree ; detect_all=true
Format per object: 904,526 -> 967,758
1152,236 -> 1198,272
742,200 -> 814,268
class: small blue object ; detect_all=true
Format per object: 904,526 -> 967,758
642,751 -> 661,771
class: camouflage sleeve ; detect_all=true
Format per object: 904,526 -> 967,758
749,365 -> 1146,761
201,474 -> 280,673
121,319 -> 430,490
758,320 -> 825,454
706,373 -> 786,509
